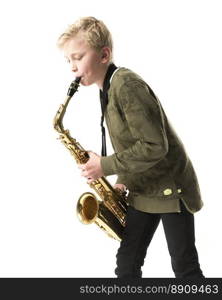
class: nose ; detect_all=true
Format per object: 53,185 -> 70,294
71,61 -> 77,73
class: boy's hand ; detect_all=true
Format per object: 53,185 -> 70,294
78,151 -> 104,184
114,184 -> 127,192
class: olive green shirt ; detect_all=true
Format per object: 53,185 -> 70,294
101,67 -> 203,213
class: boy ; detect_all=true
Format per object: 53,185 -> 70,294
57,16 -> 204,278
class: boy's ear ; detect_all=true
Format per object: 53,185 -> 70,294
101,47 -> 111,63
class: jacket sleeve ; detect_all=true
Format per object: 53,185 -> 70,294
101,80 -> 169,176
115,175 -> 125,185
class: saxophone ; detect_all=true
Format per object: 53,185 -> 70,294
53,77 -> 128,241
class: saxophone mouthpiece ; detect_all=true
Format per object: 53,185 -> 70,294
75,77 -> 81,84
67,77 -> 81,97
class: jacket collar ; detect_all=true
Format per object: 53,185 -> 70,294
101,63 -> 118,94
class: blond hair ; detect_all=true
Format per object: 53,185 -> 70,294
57,16 -> 113,60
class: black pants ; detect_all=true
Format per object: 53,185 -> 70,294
115,200 -> 204,278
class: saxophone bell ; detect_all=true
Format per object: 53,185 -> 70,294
77,192 -> 99,224
77,192 -> 125,241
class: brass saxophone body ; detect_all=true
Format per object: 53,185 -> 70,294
53,77 -> 128,241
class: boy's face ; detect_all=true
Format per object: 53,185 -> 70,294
63,33 -> 108,88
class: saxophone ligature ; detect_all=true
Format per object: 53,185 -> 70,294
53,77 -> 128,241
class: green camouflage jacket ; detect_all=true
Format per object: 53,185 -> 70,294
100,67 -> 203,213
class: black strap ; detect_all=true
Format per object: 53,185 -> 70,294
99,63 -> 118,156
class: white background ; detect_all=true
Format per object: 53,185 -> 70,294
0,0 -> 221,277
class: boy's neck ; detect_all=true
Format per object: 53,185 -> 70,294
98,63 -> 117,91
97,64 -> 111,90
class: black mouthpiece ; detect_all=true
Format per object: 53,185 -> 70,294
75,77 -> 81,84
67,77 -> 81,97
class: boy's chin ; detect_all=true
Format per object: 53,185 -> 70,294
81,82 -> 89,87
81,79 -> 93,87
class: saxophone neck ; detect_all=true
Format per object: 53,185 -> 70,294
53,77 -> 81,133
53,96 -> 71,133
